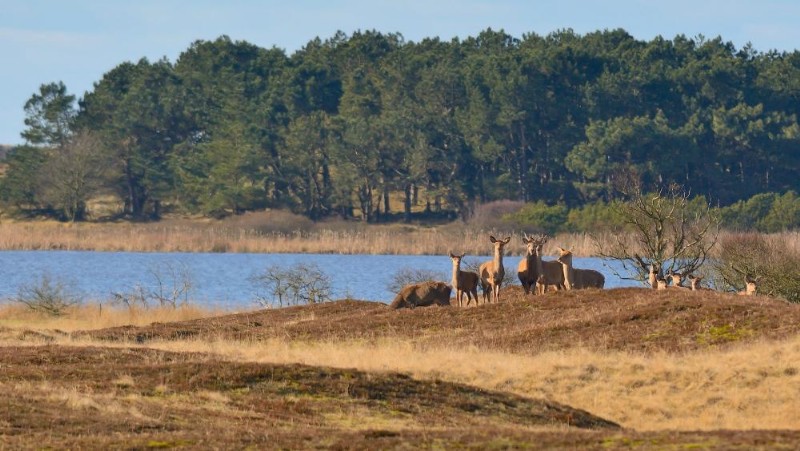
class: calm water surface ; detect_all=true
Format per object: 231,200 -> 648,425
0,251 -> 641,309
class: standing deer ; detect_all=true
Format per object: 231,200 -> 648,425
533,235 -> 565,293
556,247 -> 605,290
449,253 -> 480,307
648,264 -> 659,289
479,235 -> 511,303
687,274 -> 711,291
738,276 -> 759,296
517,234 -> 540,295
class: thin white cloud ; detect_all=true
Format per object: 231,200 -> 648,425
0,27 -> 101,47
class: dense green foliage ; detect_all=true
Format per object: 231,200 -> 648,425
3,29 -> 800,224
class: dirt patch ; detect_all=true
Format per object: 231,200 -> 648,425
79,288 -> 800,354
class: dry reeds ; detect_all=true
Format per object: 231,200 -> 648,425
1,214 -> 797,258
0,303 -> 225,332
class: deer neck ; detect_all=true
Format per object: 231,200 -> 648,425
493,246 -> 503,274
451,261 -> 460,287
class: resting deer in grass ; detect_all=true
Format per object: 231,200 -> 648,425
556,247 -> 605,290
479,235 -> 511,303
667,270 -> 689,290
656,277 -> 668,290
517,234 -> 540,295
738,275 -> 759,296
390,281 -> 452,309
449,253 -> 480,307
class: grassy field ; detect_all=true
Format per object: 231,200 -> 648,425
2,287 -> 800,448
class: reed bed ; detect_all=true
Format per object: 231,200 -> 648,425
0,219 -> 608,256
1,218 -> 797,257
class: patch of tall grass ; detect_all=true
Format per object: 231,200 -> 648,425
1,213 -> 797,258
0,303 -> 226,332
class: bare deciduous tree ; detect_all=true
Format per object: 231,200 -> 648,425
110,261 -> 194,309
596,182 -> 720,284
251,262 -> 332,307
38,130 -> 112,221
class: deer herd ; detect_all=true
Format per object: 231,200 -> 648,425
392,232 -> 761,309
447,233 -> 606,307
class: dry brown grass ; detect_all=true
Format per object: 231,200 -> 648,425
0,214 -> 629,256
0,303 -> 226,333
5,288 -> 800,435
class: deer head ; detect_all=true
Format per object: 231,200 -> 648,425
687,274 -> 703,291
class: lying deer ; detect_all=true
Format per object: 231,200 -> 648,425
449,253 -> 480,307
687,274 -> 706,291
667,270 -> 689,290
738,276 -> 759,296
390,281 -> 452,309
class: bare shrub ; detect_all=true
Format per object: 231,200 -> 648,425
111,261 -> 194,309
713,233 -> 800,302
15,274 -> 81,316
387,267 -> 445,294
597,182 -> 720,284
251,262 -> 332,307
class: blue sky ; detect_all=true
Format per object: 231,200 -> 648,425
2,0 -> 799,146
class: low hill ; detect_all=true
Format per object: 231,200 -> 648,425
6,288 -> 800,448
81,287 -> 800,354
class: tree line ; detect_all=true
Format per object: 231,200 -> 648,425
2,28 -> 800,223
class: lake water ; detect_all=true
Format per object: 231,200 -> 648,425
0,251 -> 642,309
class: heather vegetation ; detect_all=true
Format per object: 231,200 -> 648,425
1,29 -> 800,227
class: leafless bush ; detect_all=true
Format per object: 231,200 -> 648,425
713,233 -> 800,302
111,261 -> 194,309
251,262 -> 332,307
15,274 -> 82,316
597,182 -> 720,283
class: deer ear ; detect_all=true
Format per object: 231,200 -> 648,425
489,235 -> 497,243
449,253 -> 456,258
503,236 -> 511,243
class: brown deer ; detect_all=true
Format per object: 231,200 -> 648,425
449,253 -> 480,307
738,276 -> 759,296
517,234 -> 540,295
390,281 -> 452,309
667,270 -> 689,289
648,264 -> 659,289
535,274 -> 547,295
656,277 -> 668,290
687,274 -> 710,291
530,234 -> 565,293
556,247 -> 605,290
479,235 -> 511,303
